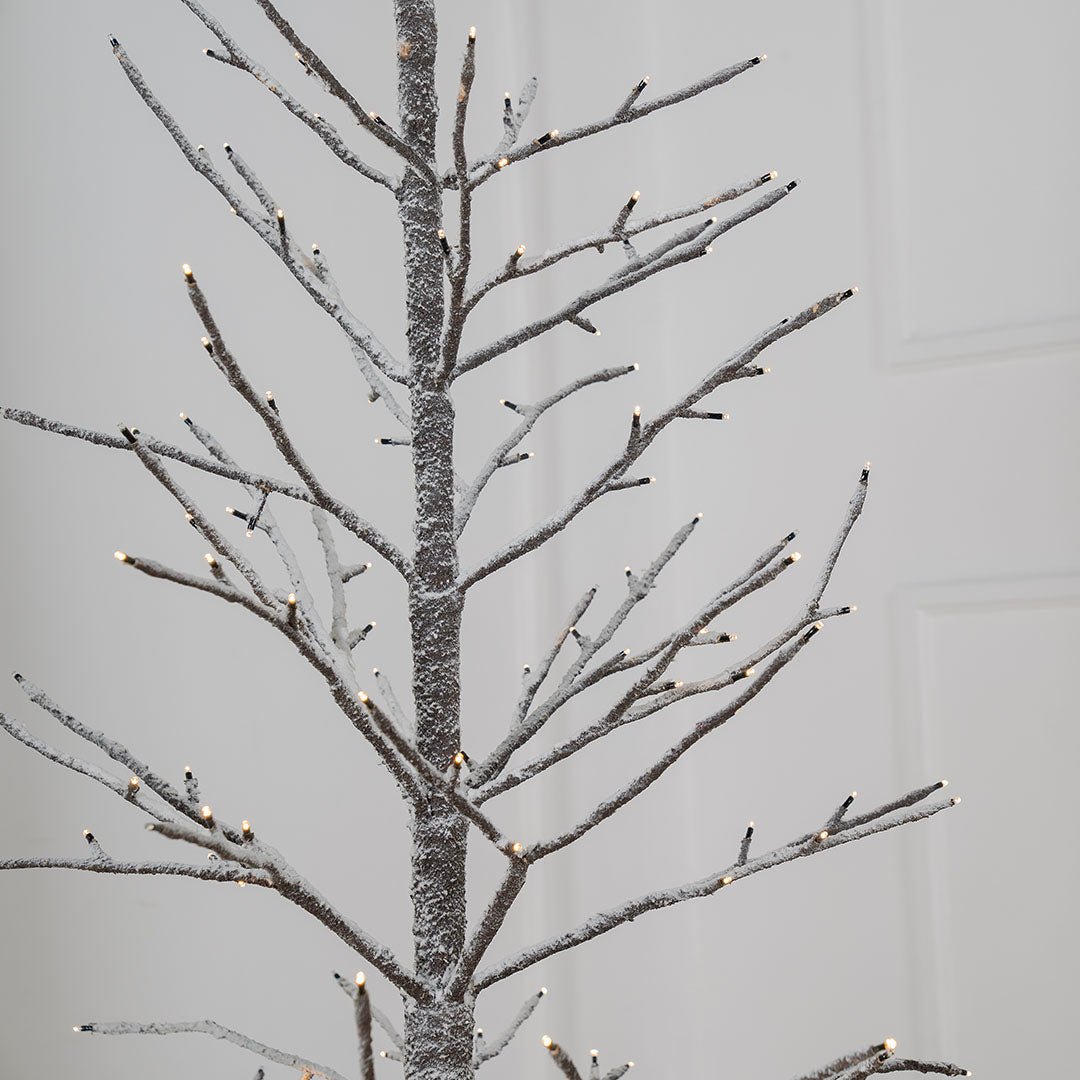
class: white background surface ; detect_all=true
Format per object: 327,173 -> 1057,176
1,1 -> 1076,1077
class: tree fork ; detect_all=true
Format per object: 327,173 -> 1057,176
395,3 -> 475,1077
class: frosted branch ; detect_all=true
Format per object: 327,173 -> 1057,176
464,173 -> 774,315
475,787 -> 959,990
114,552 -> 282,628
354,977 -> 377,1080
355,693 -> 517,856
446,858 -> 528,996
452,183 -> 796,378
540,1036 -> 583,1080
438,27 -> 478,380
74,1018 -> 350,1080
470,513 -> 700,790
475,529 -> 799,801
183,271 -> 409,576
473,987 -> 547,1067
2,408 -> 312,501
0,853 -> 268,885
522,603 -> 822,860
792,1040 -> 970,1079
467,55 -> 764,187
312,508 -> 351,654
110,40 -> 406,384
333,972 -> 403,1052
13,676 -> 219,834
247,0 -> 442,187
456,364 -> 638,537
488,77 -> 538,161
460,288 -> 856,589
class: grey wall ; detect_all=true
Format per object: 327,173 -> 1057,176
1,1 -> 1076,1078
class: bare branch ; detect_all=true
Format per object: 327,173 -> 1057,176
475,789 -> 959,990
74,1019 -> 350,1080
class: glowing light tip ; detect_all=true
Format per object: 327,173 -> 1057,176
128,776 -> 140,791
884,1038 -> 897,1052
721,875 -> 733,885
510,841 -> 523,854
541,1036 -> 554,1049
632,362 -> 640,370
817,830 -> 829,841
468,26 -> 476,40
940,779 -> 949,788
355,971 -> 366,988
539,986 -> 548,994
496,156 -> 509,169
287,593 -> 297,606
358,691 -> 370,705
453,752 -> 466,767
113,550 -> 129,563
204,553 -> 218,567
182,263 -> 194,281
743,667 -> 755,677
769,170 -> 778,180
951,796 -> 962,805
199,805 -> 213,820
241,820 -> 251,833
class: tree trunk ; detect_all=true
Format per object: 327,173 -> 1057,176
394,3 -> 475,1077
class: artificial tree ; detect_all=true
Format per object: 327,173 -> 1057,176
0,3 -> 970,1079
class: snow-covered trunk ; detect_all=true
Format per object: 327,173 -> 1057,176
394,3 -> 475,1078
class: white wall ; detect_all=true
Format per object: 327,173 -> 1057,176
0,1 -> 1076,1077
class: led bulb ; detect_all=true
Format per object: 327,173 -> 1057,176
355,971 -> 366,988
